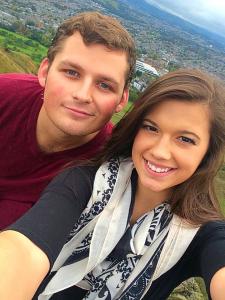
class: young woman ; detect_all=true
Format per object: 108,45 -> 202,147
1,69 -> 225,300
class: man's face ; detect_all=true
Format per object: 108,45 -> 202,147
38,32 -> 129,145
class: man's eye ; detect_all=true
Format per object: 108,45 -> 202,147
178,136 -> 196,145
99,82 -> 111,90
66,70 -> 79,77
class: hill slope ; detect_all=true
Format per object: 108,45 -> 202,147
0,48 -> 37,74
0,27 -> 47,73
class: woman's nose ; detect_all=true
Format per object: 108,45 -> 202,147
150,137 -> 172,161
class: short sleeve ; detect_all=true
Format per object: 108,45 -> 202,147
198,221 -> 225,294
7,165 -> 98,266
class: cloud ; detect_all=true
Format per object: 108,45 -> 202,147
145,0 -> 225,37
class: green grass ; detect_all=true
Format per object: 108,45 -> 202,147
0,47 -> 37,73
216,167 -> 225,214
111,101 -> 133,124
0,28 -> 47,66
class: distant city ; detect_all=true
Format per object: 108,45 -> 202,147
0,0 -> 225,81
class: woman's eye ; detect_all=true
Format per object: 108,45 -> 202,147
143,124 -> 158,132
179,136 -> 196,145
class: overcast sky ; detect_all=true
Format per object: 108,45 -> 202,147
145,0 -> 225,38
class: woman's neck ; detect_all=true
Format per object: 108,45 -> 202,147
130,181 -> 172,224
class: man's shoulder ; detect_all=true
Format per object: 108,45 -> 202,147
105,121 -> 114,131
99,121 -> 114,137
0,73 -> 38,81
0,73 -> 43,106
0,73 -> 39,89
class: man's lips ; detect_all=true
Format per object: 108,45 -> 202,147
64,106 -> 94,117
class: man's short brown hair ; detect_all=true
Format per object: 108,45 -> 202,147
47,11 -> 136,87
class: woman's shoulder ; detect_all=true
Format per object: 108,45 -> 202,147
185,219 -> 225,255
198,220 -> 225,237
193,220 -> 225,292
46,164 -> 99,189
59,164 -> 99,178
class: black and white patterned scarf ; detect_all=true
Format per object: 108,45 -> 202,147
39,158 -> 198,300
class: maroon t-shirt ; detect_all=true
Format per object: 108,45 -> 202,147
0,73 -> 113,229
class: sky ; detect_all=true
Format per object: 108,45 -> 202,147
145,0 -> 225,38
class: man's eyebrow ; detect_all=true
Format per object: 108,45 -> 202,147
143,118 -> 201,140
58,60 -> 82,70
59,60 -> 119,86
99,76 -> 119,86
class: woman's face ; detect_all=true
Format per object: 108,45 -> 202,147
132,100 -> 210,201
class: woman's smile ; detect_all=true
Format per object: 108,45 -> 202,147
144,158 -> 176,176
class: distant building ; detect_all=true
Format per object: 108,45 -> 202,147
133,80 -> 147,92
136,60 -> 159,76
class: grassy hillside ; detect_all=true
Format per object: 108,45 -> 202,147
111,101 -> 133,124
217,167 -> 225,214
0,47 -> 37,73
0,27 -> 47,73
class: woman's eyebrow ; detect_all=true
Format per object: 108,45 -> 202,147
178,130 -> 200,140
143,118 -> 157,126
143,118 -> 201,140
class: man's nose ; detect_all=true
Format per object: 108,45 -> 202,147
72,79 -> 92,103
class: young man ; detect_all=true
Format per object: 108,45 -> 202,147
0,11 -> 136,229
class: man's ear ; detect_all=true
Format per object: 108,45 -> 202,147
38,58 -> 49,88
115,88 -> 129,113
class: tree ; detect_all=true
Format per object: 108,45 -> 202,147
135,70 -> 143,78
129,87 -> 140,103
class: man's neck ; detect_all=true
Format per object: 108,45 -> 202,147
36,106 -> 98,153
